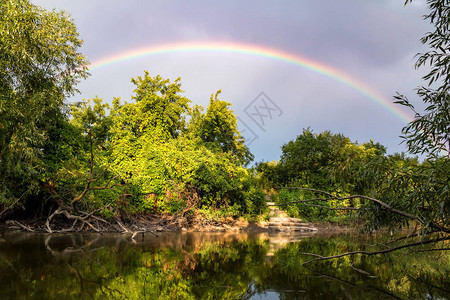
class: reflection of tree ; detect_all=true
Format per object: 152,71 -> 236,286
271,236 -> 450,299
0,233 -> 448,299
277,187 -> 449,266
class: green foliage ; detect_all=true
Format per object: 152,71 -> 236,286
70,97 -> 111,147
0,0 -> 88,212
362,0 -> 450,233
395,0 -> 449,158
261,125 -> 448,231
188,91 -> 254,165
1,233 -> 448,299
64,72 -> 262,217
36,97 -> 127,213
355,155 -> 449,232
255,0 -> 450,231
264,128 -> 385,190
275,188 -> 352,221
256,129 -> 386,221
278,128 -> 341,187
130,71 -> 190,139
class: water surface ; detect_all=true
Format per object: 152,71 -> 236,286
0,231 -> 448,299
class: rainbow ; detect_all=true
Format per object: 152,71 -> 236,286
89,41 -> 412,123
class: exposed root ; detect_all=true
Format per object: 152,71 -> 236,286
46,208 -> 102,233
3,208 -> 264,234
114,217 -> 157,241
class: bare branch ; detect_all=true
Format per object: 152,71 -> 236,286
300,235 -> 450,265
276,187 -> 423,223
115,217 -> 130,233
71,174 -> 124,205
277,187 -> 336,197
302,203 -> 358,211
5,220 -> 34,232
46,208 -> 100,233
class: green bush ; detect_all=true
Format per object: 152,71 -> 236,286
275,189 -> 338,221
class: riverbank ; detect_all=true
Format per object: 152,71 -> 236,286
0,213 -> 355,234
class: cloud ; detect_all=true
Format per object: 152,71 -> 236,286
32,0 -> 430,162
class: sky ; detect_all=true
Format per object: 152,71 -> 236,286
33,0 -> 432,163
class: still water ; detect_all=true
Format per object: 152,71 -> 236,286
0,231 -> 448,299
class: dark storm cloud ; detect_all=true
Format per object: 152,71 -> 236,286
35,1 -> 428,64
31,0 -> 431,162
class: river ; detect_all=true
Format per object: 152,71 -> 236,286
0,231 -> 448,299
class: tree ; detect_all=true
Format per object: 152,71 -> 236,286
395,0 -> 449,157
68,97 -> 115,206
129,71 -> 190,139
274,0 -> 450,261
107,73 -> 192,199
188,91 -> 253,165
0,0 -> 88,217
276,129 -> 363,189
108,78 -> 261,214
267,129 -> 388,220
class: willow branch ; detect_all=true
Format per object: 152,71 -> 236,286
304,203 -> 358,210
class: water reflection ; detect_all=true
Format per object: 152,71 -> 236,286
0,231 -> 448,299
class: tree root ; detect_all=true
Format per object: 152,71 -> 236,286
114,217 -> 157,241
46,208 -> 102,233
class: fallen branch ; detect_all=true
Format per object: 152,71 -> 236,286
115,217 -> 130,233
299,235 -> 450,265
114,217 -> 158,240
277,187 -> 422,223
276,187 -> 450,233
5,220 -> 34,232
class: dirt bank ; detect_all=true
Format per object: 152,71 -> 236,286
0,213 -> 270,234
0,213 -> 358,234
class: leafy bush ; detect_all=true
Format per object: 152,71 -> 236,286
275,188 -> 355,221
